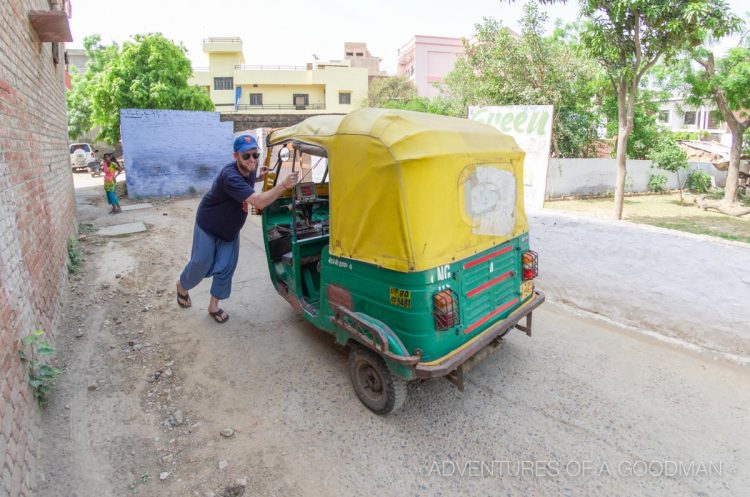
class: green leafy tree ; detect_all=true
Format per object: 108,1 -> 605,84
381,95 -> 465,117
66,35 -> 119,140
649,137 -> 689,202
580,0 -> 739,219
444,3 -> 602,158
367,76 -> 416,107
600,86 -> 663,159
91,33 -> 214,144
687,46 -> 750,209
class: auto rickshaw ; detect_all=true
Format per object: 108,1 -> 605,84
259,108 -> 544,414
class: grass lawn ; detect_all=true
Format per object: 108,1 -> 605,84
545,193 -> 750,244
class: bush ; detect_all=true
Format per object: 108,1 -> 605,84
648,173 -> 668,192
686,170 -> 712,193
18,330 -> 61,407
671,130 -> 710,141
67,238 -> 82,274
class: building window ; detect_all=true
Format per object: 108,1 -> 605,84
683,111 -> 696,125
213,77 -> 234,90
293,93 -> 309,109
658,110 -> 669,123
346,52 -> 354,56
338,92 -> 351,105
708,110 -> 724,129
356,52 -> 363,56
249,93 -> 263,106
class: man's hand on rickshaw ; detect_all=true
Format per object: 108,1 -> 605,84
282,172 -> 299,189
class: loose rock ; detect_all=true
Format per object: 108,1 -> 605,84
159,471 -> 170,481
218,460 -> 229,471
87,384 -> 97,391
169,409 -> 184,427
220,428 -> 235,438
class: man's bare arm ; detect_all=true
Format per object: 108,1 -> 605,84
246,172 -> 298,210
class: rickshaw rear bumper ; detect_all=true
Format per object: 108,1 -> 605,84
414,290 -> 545,379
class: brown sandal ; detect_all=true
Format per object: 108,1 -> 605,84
209,308 -> 229,324
176,289 -> 191,308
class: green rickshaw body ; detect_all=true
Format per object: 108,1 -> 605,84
259,108 -> 544,402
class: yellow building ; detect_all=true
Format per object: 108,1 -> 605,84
190,37 -> 368,115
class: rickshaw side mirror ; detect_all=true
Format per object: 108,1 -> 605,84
278,148 -> 291,162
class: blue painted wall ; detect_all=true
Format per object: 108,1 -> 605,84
120,109 -> 234,197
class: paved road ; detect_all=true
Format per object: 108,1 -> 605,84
38,177 -> 750,497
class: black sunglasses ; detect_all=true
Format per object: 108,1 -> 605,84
242,152 -> 260,160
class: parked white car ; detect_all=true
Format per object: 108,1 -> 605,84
69,143 -> 98,172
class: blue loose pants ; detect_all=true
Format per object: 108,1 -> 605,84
179,224 -> 240,300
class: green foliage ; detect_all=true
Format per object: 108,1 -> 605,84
66,35 -> 120,140
671,130 -> 710,141
18,330 -> 61,407
649,138 -> 689,174
444,4 -> 602,157
381,95 -> 465,117
648,173 -> 668,192
686,169 -> 713,193
367,76 -> 416,107
601,87 -> 664,159
67,33 -> 214,145
686,47 -> 750,111
649,137 -> 689,200
67,237 -> 82,274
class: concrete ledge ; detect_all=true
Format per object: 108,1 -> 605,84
97,222 -> 147,236
528,209 -> 750,357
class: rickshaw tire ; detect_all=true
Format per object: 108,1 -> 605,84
347,345 -> 408,415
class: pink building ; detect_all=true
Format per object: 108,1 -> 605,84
397,35 -> 465,98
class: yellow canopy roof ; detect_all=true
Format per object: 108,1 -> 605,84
268,108 -> 528,272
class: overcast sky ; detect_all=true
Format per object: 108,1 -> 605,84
68,0 -> 748,74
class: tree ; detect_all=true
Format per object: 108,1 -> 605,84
687,46 -> 750,213
444,3 -> 602,158
367,76 -> 416,107
649,137 -> 689,203
579,0 -> 739,219
91,33 -> 214,144
380,95 -> 465,117
66,34 -> 118,140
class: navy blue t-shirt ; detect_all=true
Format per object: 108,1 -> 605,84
196,162 -> 256,241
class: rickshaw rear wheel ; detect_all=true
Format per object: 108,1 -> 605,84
348,345 -> 407,415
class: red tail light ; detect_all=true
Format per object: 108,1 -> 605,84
434,289 -> 459,330
522,250 -> 538,281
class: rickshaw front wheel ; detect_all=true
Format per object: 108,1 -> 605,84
348,346 -> 407,415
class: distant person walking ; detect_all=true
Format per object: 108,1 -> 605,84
102,153 -> 123,214
175,135 -> 298,324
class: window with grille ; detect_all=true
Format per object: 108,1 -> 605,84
213,77 -> 234,90
683,111 -> 696,125
338,92 -> 351,105
250,93 -> 263,106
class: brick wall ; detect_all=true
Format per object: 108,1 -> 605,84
220,113 -> 342,132
0,1 -> 77,496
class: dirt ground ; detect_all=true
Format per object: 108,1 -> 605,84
33,173 -> 750,497
546,193 -> 750,244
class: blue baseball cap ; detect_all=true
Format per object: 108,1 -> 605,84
233,134 -> 259,153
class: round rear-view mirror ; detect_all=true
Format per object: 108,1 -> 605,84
278,148 -> 291,162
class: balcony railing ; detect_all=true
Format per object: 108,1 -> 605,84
236,103 -> 326,110
192,67 -> 210,72
235,64 -> 308,71
203,37 -> 242,44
